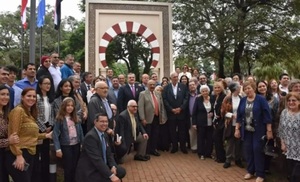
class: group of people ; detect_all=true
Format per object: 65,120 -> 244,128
0,55 -> 299,182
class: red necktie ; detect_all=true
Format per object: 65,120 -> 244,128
151,92 -> 159,116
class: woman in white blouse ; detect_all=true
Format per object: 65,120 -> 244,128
278,92 -> 300,182
36,75 -> 54,182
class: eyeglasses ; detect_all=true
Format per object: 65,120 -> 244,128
288,99 -> 299,102
130,106 -> 138,108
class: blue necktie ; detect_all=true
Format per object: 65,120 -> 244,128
8,86 -> 15,110
103,100 -> 112,119
101,134 -> 107,164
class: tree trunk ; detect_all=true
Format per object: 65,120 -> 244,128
218,48 -> 225,79
233,41 -> 244,73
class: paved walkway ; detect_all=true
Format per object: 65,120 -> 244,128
121,151 -> 255,182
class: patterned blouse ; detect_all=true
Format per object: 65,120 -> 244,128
0,113 -> 8,148
278,109 -> 300,161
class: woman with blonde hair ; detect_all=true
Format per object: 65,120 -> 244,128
278,92 -> 300,182
235,81 -> 272,182
212,81 -> 227,163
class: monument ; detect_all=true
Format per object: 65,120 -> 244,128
85,0 -> 173,79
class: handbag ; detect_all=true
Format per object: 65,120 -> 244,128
264,139 -> 279,158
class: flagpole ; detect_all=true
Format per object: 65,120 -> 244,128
40,27 -> 43,60
58,27 -> 60,54
21,26 -> 24,70
29,0 -> 36,64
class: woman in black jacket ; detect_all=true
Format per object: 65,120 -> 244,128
212,81 -> 227,163
192,85 -> 214,159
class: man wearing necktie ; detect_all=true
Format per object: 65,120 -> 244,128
76,113 -> 126,182
80,72 -> 93,105
87,81 -> 115,141
138,80 -> 167,157
115,100 -> 149,162
117,73 -> 143,112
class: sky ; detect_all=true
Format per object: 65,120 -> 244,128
0,0 -> 85,20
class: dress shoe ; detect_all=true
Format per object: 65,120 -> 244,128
170,148 -> 178,154
134,155 -> 148,161
181,149 -> 188,154
235,160 -> 244,168
244,173 -> 253,180
256,177 -> 264,182
150,151 -> 161,156
144,155 -> 151,160
223,162 -> 231,168
215,159 -> 225,163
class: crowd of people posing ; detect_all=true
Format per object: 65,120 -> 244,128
0,54 -> 299,182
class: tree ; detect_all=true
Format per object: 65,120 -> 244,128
0,5 -> 71,68
106,34 -> 152,81
173,0 -> 300,78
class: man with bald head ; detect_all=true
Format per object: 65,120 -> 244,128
115,100 -> 149,162
138,80 -> 167,156
87,81 -> 114,134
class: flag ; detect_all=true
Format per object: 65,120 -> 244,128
21,0 -> 28,29
37,0 -> 46,28
54,0 -> 62,30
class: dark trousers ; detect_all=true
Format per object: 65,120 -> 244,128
287,159 -> 300,182
32,139 -> 50,182
146,115 -> 160,154
197,126 -> 213,157
169,118 -> 186,150
213,126 -> 226,162
0,148 -> 9,182
5,149 -> 35,182
157,121 -> 170,151
61,144 -> 81,182
244,131 -> 265,178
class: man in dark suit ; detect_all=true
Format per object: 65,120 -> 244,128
115,100 -> 149,161
80,72 -> 93,105
76,113 -> 126,182
87,81 -> 114,135
107,77 -> 120,106
197,73 -> 213,94
162,72 -> 189,154
106,68 -> 114,88
117,73 -> 143,112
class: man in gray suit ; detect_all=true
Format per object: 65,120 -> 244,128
107,77 -> 120,106
138,80 -> 167,156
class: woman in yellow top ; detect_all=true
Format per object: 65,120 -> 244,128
6,88 -> 52,182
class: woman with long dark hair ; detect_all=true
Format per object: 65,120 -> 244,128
35,76 -> 54,182
0,85 -> 19,182
6,88 -> 52,182
52,79 -> 82,123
